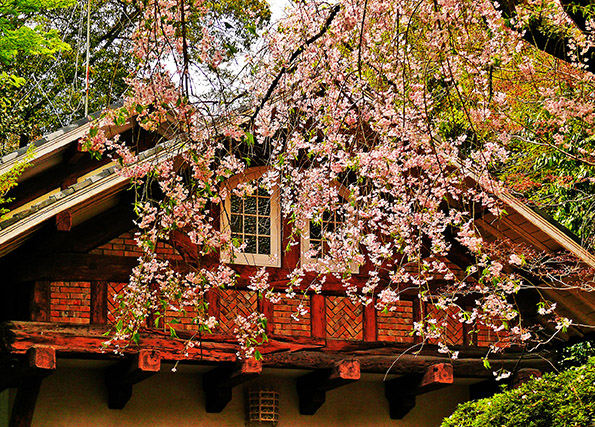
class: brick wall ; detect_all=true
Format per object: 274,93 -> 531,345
377,300 -> 414,343
50,281 -> 91,324
273,296 -> 311,337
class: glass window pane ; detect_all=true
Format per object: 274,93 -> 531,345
245,215 -> 257,234
245,196 -> 257,214
258,217 -> 270,235
231,195 -> 243,213
245,237 -> 257,253
311,222 -> 322,240
231,214 -> 243,233
258,197 -> 270,215
258,236 -> 271,254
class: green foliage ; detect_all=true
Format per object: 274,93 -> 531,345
559,340 -> 595,370
0,145 -> 33,218
0,0 -> 72,63
441,358 -> 595,427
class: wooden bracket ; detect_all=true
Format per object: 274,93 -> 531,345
56,211 -> 73,231
297,359 -> 360,415
203,359 -> 262,413
1,346 -> 56,427
385,363 -> 453,419
105,350 -> 160,409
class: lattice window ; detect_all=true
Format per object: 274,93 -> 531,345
221,167 -> 281,267
326,296 -> 363,340
301,193 -> 359,273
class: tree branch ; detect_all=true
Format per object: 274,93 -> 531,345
250,4 -> 341,124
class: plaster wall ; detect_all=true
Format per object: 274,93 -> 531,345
29,364 -> 468,427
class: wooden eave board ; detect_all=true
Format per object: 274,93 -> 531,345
0,141 -> 181,257
0,119 -> 134,183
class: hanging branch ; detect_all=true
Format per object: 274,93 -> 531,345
250,3 -> 341,124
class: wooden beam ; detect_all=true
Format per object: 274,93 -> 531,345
203,359 -> 262,412
296,359 -> 360,415
1,322 -> 556,375
385,363 -> 453,419
105,350 -> 161,409
12,253 -> 141,282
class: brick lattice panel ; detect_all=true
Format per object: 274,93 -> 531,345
218,290 -> 258,334
89,230 -> 182,261
425,304 -> 464,346
50,281 -> 91,324
325,296 -> 363,340
377,300 -> 414,343
107,282 -> 126,324
273,295 -> 311,337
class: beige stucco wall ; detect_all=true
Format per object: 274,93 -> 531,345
25,362 -> 468,427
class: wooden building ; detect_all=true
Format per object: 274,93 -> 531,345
0,116 -> 594,426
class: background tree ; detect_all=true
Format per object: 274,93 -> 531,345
0,0 -> 271,152
0,0 -> 73,152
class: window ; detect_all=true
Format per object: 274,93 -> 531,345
221,167 -> 281,267
300,189 -> 359,274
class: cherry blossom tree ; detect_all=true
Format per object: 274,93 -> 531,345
86,0 -> 595,360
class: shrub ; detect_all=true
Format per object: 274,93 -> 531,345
441,358 -> 595,427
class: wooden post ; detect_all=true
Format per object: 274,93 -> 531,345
385,363 -> 453,419
362,297 -> 376,341
310,294 -> 326,339
6,347 -> 56,427
90,281 -> 108,325
203,359 -> 262,413
30,282 -> 50,322
297,359 -> 360,415
258,298 -> 274,336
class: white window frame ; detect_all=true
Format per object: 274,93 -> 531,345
300,184 -> 359,274
220,167 -> 281,268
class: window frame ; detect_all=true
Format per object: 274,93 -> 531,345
220,167 -> 281,268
